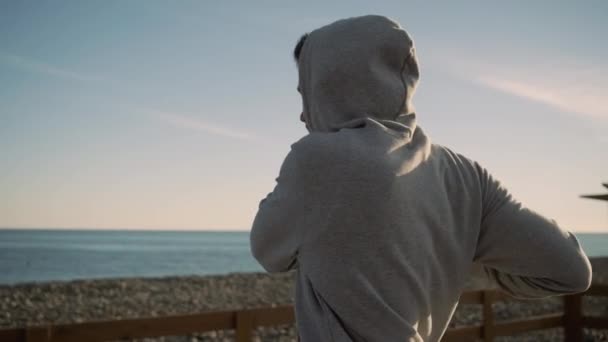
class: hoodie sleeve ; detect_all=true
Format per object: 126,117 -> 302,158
472,164 -> 592,299
250,141 -> 317,273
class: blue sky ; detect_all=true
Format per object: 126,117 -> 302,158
1,1 -> 607,231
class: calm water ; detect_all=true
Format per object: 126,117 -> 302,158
0,229 -> 606,285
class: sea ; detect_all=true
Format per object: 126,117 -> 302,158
0,229 -> 607,285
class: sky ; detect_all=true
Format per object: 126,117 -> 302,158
1,1 -> 607,232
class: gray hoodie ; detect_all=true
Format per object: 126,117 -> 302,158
250,15 -> 592,342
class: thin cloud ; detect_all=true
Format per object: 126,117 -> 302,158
154,111 -> 258,141
0,52 -> 104,82
1,52 -> 263,141
476,75 -> 608,120
433,52 -> 608,121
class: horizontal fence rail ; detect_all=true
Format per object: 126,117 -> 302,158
1,284 -> 606,342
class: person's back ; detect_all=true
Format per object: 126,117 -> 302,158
250,15 -> 592,342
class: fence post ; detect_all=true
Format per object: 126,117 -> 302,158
235,310 -> 253,342
564,294 -> 583,342
482,290 -> 495,342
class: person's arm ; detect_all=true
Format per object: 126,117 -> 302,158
250,141 -> 317,273
472,164 -> 592,299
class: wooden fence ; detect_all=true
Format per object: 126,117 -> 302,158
1,284 -> 606,342
442,284 -> 608,341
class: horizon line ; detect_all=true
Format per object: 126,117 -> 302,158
0,227 -> 251,232
0,227 -> 606,233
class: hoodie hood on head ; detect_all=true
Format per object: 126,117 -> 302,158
297,15 -> 420,135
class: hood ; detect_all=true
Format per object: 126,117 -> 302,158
297,15 -> 420,137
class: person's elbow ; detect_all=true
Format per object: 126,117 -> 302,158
543,253 -> 593,296
555,232 -> 594,294
487,259 -> 592,300
251,240 -> 297,273
250,227 -> 276,272
249,223 -> 298,274
250,235 -> 279,273
562,255 -> 593,293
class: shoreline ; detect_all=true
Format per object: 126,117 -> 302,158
1,257 -> 607,341
3,256 -> 607,288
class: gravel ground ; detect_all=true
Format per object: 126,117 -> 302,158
1,258 -> 606,341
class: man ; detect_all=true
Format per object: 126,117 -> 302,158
250,15 -> 592,342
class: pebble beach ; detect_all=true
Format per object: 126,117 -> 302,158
1,258 -> 607,341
